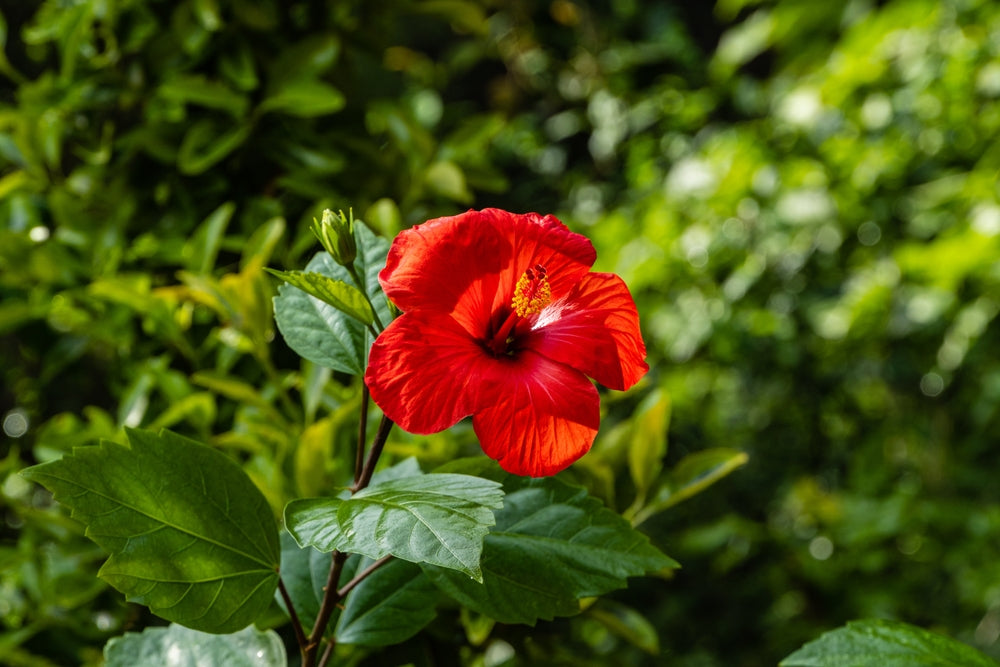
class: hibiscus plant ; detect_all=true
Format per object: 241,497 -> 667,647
20,209 -> 741,666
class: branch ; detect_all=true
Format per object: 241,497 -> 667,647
337,555 -> 392,599
352,415 -> 393,492
303,551 -> 349,667
354,384 -> 369,485
278,577 -> 307,653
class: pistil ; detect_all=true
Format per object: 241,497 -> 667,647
486,264 -> 551,355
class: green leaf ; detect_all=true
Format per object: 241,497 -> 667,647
184,201 -> 235,274
21,428 -> 280,633
424,160 -> 473,203
104,623 -> 285,667
259,80 -> 346,117
780,619 -> 999,667
265,269 -> 373,326
587,599 -> 660,655
422,466 -> 677,625
285,473 -> 504,581
272,221 -> 390,374
158,74 -> 249,117
178,119 -> 252,175
633,448 -> 749,524
336,557 -> 440,646
627,389 -> 671,502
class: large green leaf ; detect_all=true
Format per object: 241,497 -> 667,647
336,557 -> 440,646
104,623 -> 286,667
424,461 -> 677,625
285,473 -> 504,581
21,428 -> 280,634
273,221 -> 390,374
780,619 -> 999,667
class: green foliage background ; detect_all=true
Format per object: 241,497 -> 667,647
1,0 -> 999,665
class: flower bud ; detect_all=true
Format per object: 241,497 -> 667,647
312,209 -> 357,266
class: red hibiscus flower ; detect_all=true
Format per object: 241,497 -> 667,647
364,209 -> 648,477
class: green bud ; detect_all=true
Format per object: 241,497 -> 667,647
312,208 -> 357,266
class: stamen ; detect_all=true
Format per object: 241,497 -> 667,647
512,264 -> 551,317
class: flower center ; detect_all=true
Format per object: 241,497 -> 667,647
486,264 -> 551,356
511,265 -> 552,317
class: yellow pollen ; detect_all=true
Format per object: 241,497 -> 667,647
512,264 -> 552,317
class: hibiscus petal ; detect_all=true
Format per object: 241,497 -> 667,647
472,351 -> 600,477
366,311 -> 497,433
379,210 -> 599,339
483,209 -> 598,314
379,212 -> 508,335
524,272 -> 648,391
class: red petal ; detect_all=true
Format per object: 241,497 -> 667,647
524,272 -> 648,391
378,212 -> 508,339
472,351 -> 600,477
481,209 -> 597,315
378,210 -> 598,338
365,311 -> 496,433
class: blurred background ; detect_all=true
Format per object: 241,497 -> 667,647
2,0 -> 999,665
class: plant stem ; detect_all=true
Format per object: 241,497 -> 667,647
302,397 -> 393,664
303,550 -> 349,667
317,636 -> 337,667
354,385 -> 369,485
337,555 -> 391,598
352,415 -> 393,492
278,577 -> 307,655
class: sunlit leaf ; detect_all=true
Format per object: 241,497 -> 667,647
260,80 -> 345,117
265,269 -> 373,326
780,619 -> 999,667
21,429 -> 280,633
285,473 -> 504,581
104,623 -> 285,667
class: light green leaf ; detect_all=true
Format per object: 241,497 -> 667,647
158,74 -> 249,117
104,623 -> 285,667
21,428 -> 280,634
587,599 -> 660,655
423,464 -> 677,624
628,389 -> 671,503
285,474 -> 504,581
424,160 -> 473,203
633,448 -> 749,524
260,80 -> 345,117
265,269 -> 373,326
272,221 -> 390,374
184,201 -> 235,274
780,619 -> 999,667
336,557 -> 440,646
